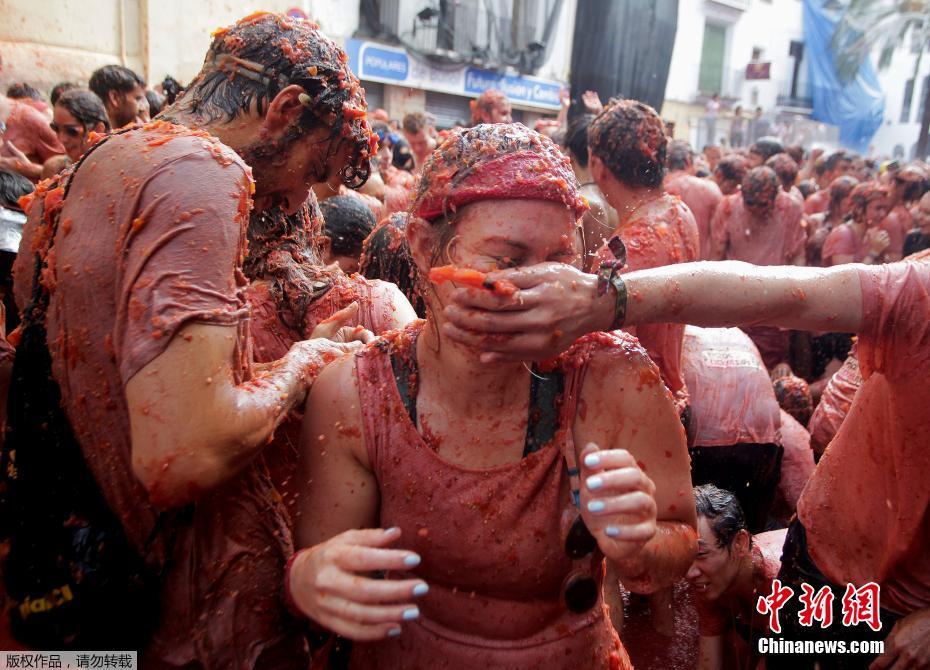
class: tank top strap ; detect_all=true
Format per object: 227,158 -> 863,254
354,324 -> 424,475
557,359 -> 591,510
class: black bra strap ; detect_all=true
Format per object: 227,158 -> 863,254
390,337 -> 563,456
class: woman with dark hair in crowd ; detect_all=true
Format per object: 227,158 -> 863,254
805,175 -> 858,267
821,181 -> 892,266
287,124 -> 697,669
42,88 -> 110,177
360,212 -> 426,318
319,194 -> 378,274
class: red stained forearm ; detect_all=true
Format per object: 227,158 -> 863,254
612,521 -> 698,594
622,261 -> 864,334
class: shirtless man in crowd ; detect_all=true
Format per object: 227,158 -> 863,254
401,111 -> 437,170
665,140 -> 723,260
711,166 -> 805,367
470,88 -> 513,125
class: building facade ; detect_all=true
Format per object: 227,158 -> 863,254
0,0 -> 573,128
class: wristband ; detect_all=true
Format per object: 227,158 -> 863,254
607,273 -> 627,330
596,236 -> 628,331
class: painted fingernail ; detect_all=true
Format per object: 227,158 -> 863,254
584,453 -> 600,468
404,554 -> 421,567
605,526 -> 621,538
587,500 -> 606,513
388,627 -> 402,637
385,526 -> 401,534
413,583 -> 429,597
403,607 -> 420,621
586,475 -> 603,490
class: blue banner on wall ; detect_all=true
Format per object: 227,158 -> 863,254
802,0 -> 885,153
345,38 -> 564,111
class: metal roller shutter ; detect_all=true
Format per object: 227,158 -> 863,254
361,81 -> 384,111
425,90 -> 472,129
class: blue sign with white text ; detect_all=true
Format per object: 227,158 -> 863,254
359,43 -> 408,81
464,68 -> 562,108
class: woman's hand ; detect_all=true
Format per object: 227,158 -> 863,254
578,443 -> 657,561
441,263 -> 615,362
582,90 -> 604,115
288,527 -> 430,641
865,228 -> 891,257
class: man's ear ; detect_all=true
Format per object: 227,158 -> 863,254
107,89 -> 122,112
589,153 -> 609,188
733,529 -> 751,556
265,84 -> 307,132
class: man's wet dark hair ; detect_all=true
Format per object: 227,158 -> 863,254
50,82 -> 79,106
667,140 -> 694,171
824,151 -> 849,173
589,99 -> 667,188
56,89 -> 110,131
797,179 -> 819,199
0,168 -> 35,210
693,484 -> 747,549
715,155 -> 749,184
161,75 -> 184,105
766,153 -> 799,190
146,89 -> 166,117
7,83 -> 44,102
360,213 -> 425,317
565,114 -> 595,169
402,111 -> 431,135
786,145 -> 804,166
181,12 -> 373,187
320,195 -> 377,260
749,137 -> 784,163
390,137 -> 415,171
89,65 -> 145,102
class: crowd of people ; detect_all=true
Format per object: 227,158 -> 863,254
0,10 -> 927,670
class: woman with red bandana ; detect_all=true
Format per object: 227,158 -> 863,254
439,239 -> 930,669
822,181 -> 892,266
286,124 -> 697,669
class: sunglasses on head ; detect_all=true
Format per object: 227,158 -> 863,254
50,122 -> 85,139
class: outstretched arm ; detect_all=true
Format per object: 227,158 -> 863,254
441,261 -> 864,362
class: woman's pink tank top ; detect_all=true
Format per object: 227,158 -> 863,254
345,324 -> 630,670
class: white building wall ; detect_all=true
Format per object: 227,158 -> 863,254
0,0 -> 361,96
665,0 -> 804,111
870,43 -> 930,160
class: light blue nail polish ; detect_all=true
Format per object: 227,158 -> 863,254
413,583 -> 429,597
403,607 -> 420,621
404,554 -> 421,567
388,627 -> 402,637
586,475 -> 603,490
605,526 -> 621,538
385,526 -> 400,534
587,500 -> 606,513
584,453 -> 600,468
